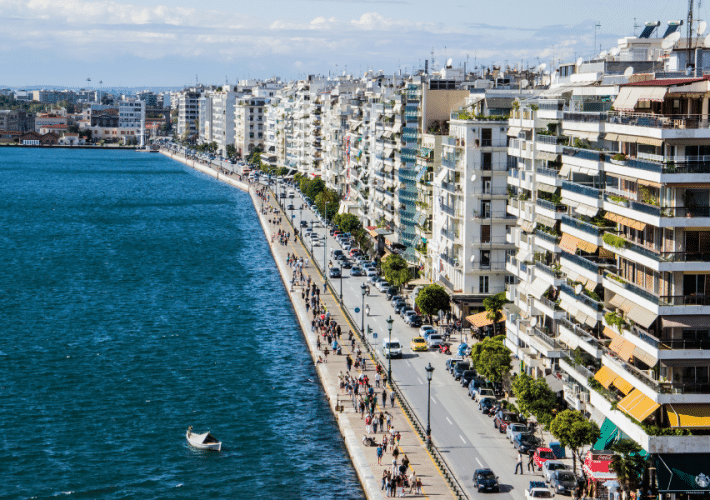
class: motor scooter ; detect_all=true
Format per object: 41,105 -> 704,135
438,344 -> 451,355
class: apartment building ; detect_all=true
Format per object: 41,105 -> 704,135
0,110 -> 34,132
235,95 -> 267,158
176,88 -> 202,140
504,27 -> 710,494
118,99 -> 146,145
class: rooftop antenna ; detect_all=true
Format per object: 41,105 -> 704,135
634,18 -> 642,36
594,22 -> 602,57
688,0 -> 695,75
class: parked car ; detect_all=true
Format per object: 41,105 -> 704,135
410,337 -> 428,351
446,358 -> 464,374
333,250 -> 344,258
468,379 -> 492,400
407,315 -> 422,327
385,287 -> 399,300
507,423 -> 529,442
550,470 -> 579,496
478,388 -> 496,400
461,371 -> 478,388
427,334 -> 445,350
526,482 -> 554,500
341,259 -> 353,269
393,301 -> 408,314
365,268 -> 378,277
494,411 -> 520,433
399,306 -> 414,319
329,267 -> 341,278
453,362 -> 472,380
473,469 -> 500,493
479,396 -> 496,412
376,280 -> 390,292
300,220 -> 308,227
542,461 -> 569,483
533,447 -> 557,471
342,242 -> 352,251
513,433 -> 541,454
420,325 -> 436,337
351,266 -> 364,276
390,295 -> 404,305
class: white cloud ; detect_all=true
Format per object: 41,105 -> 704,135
270,16 -> 338,30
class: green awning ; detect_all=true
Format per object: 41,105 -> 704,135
417,147 -> 433,158
593,418 -> 620,451
656,454 -> 710,493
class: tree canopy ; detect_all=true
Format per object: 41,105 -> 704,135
512,373 -> 557,429
300,177 -> 325,200
333,213 -> 362,234
549,409 -> 600,473
314,188 -> 340,221
483,292 -> 507,336
609,439 -> 647,491
415,284 -> 450,321
470,335 -> 511,383
381,254 -> 410,288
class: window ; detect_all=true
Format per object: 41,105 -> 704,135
480,250 -> 490,268
479,276 -> 489,294
481,128 -> 492,147
483,178 -> 492,194
481,201 -> 491,218
481,225 -> 491,243
481,152 -> 492,170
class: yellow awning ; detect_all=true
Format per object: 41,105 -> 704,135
560,233 -> 579,254
594,366 -> 618,389
618,340 -> 636,362
666,404 -> 710,428
618,389 -> 660,422
612,377 -> 634,395
609,336 -> 626,354
603,326 -> 619,339
466,310 -> 506,328
604,212 -> 646,231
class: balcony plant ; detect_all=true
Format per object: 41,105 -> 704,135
610,153 -> 628,166
604,311 -> 628,332
602,233 -> 628,249
608,194 -> 629,207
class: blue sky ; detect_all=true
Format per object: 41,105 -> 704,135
0,0 -> 704,87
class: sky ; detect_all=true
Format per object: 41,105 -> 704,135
0,0 -> 705,87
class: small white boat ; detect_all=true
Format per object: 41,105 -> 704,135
186,426 -> 221,451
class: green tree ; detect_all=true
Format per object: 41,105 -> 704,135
315,188 -> 340,221
512,373 -> 557,434
415,284 -> 450,323
333,213 -> 362,235
226,144 -> 236,158
381,254 -> 410,288
549,409 -> 600,473
483,292 -> 507,336
470,335 -> 512,383
609,439 -> 646,491
302,177 -> 326,200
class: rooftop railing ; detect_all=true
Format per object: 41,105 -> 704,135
606,111 -> 710,130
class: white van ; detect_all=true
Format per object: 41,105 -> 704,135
383,338 -> 403,359
288,190 -> 295,198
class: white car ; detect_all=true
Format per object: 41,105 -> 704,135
419,325 -> 436,337
376,280 -> 390,292
542,461 -> 569,483
365,267 -> 378,277
506,423 -> 528,442
427,334 -> 444,349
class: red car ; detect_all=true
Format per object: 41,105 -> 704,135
349,249 -> 361,257
533,447 -> 557,471
493,411 -> 520,433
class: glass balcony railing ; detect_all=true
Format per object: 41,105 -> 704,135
561,215 -> 610,237
603,194 -> 661,217
535,261 -> 564,279
603,270 -> 659,305
537,135 -> 566,145
562,147 -> 603,162
535,230 -> 561,244
560,283 -> 603,311
536,166 -> 560,178
563,112 -> 608,123
536,199 -> 566,212
606,111 -> 710,130
562,181 -> 602,199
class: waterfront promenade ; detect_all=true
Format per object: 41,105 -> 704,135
161,149 -> 458,500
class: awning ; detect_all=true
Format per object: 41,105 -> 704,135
626,305 -> 658,329
535,214 -> 556,228
558,329 -> 581,350
613,87 -> 645,112
575,204 -> 599,218
383,164 -> 393,173
537,183 -> 557,193
661,315 -> 710,328
638,87 -> 668,102
656,453 -> 710,493
393,103 -> 402,113
604,212 -> 647,231
594,366 -> 618,389
561,197 -> 580,207
507,126 -> 522,137
466,310 -> 506,328
560,234 -> 579,253
529,278 -> 551,300
636,137 -> 663,147
384,147 -> 394,158
666,404 -> 710,428
561,233 -> 598,254
585,315 -> 599,328
632,347 -> 657,367
545,373 -> 564,393
537,151 -> 561,161
612,376 -> 634,395
559,165 -> 571,177
516,250 -> 531,262
521,220 -> 536,233
594,418 -> 621,450
603,326 -> 619,339
605,133 -> 619,141
391,122 -> 402,133
575,309 -> 589,326
617,389 -> 660,422
608,337 -> 636,362
609,336 -> 626,355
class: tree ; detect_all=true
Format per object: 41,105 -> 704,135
381,254 -> 410,288
549,409 -> 600,473
333,213 -> 362,234
512,373 -> 557,435
415,284 -> 450,323
315,188 -> 339,221
483,292 -> 507,336
609,439 -> 646,491
226,144 -> 236,158
470,335 -> 512,383
301,177 -> 326,200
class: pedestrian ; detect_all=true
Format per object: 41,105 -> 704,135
409,471 -> 417,494
376,444 -> 383,465
382,434 -> 389,452
365,413 -> 372,434
396,432 -> 401,448
382,388 -> 387,407
379,412 -> 385,431
401,453 -> 409,471
416,478 -> 422,495
527,449 -> 535,472
391,458 -> 398,475
392,446 -> 399,460
515,451 -> 524,474
390,390 -> 395,408
381,469 -> 388,490
375,372 -> 381,388
346,355 -> 353,372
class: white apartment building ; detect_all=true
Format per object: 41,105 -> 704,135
210,86 -> 238,156
118,99 -> 146,146
235,95 -> 267,158
177,88 -> 202,140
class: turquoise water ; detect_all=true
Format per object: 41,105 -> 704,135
0,148 -> 364,499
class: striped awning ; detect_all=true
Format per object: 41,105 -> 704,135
559,165 -> 571,177
560,234 -> 579,253
535,214 -> 556,228
666,404 -> 710,428
605,212 -> 646,231
538,151 -> 561,161
561,233 -> 598,254
538,183 -> 557,193
627,305 -> 658,329
617,389 -> 660,422
466,310 -> 506,328
507,127 -> 522,137
575,204 -> 599,218
529,278 -> 551,300
521,220 -> 536,233
612,376 -> 634,395
633,346 -> 658,367
636,137 -> 663,147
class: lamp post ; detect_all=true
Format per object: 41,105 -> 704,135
386,315 -> 394,388
361,283 -> 367,333
339,266 -> 343,301
299,206 -> 303,233
323,201 -> 328,275
425,362 -> 435,447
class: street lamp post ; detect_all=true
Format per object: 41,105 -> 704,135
386,316 -> 394,388
425,362 -> 435,447
339,267 -> 343,301
360,283 -> 367,333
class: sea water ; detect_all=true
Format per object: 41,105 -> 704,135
0,148 -> 364,499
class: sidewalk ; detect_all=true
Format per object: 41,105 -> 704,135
251,188 -> 458,500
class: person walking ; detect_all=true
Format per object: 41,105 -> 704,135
390,390 -> 395,408
375,372 -> 381,388
376,444 -> 383,465
382,388 -> 387,407
527,449 -> 535,473
381,469 -> 388,491
515,451 -> 524,474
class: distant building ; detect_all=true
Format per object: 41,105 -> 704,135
0,110 -> 35,132
34,113 -> 67,132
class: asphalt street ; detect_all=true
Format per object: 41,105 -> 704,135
280,185 -> 554,500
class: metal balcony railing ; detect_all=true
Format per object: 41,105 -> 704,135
561,215 -> 609,237
562,181 -> 602,199
536,166 -> 561,178
537,135 -> 566,145
562,147 -> 603,162
606,111 -> 710,130
560,283 -> 603,311
603,271 -> 660,305
535,261 -> 563,279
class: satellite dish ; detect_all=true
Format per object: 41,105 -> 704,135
704,33 -> 710,48
446,58 -> 453,67
624,66 -> 635,77
520,79 -> 529,89
670,31 -> 682,43
575,284 -> 583,295
539,63 -> 547,71
530,317 -> 538,328
609,47 -> 620,57
699,21 -> 707,36
576,57 -> 584,67
662,37 -> 675,50
471,174 -> 477,182
599,50 -> 608,58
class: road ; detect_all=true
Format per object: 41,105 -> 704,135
276,184 -> 553,500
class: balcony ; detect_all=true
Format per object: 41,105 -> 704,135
563,111 -> 607,124
560,214 -> 609,238
440,227 -> 460,241
535,261 -> 564,282
561,180 -> 603,206
441,180 -> 462,194
536,166 -> 563,186
534,296 -> 565,320
440,253 -> 460,267
441,203 -> 463,218
558,317 -> 604,358
560,282 -> 603,312
535,229 -> 561,252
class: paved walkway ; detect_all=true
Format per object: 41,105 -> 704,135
160,149 -> 457,500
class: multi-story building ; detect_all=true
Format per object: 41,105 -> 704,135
118,99 -> 146,146
235,95 -> 267,158
176,88 -> 202,140
209,86 -> 237,156
0,110 -> 34,132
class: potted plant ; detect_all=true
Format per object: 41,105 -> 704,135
610,153 -> 628,166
